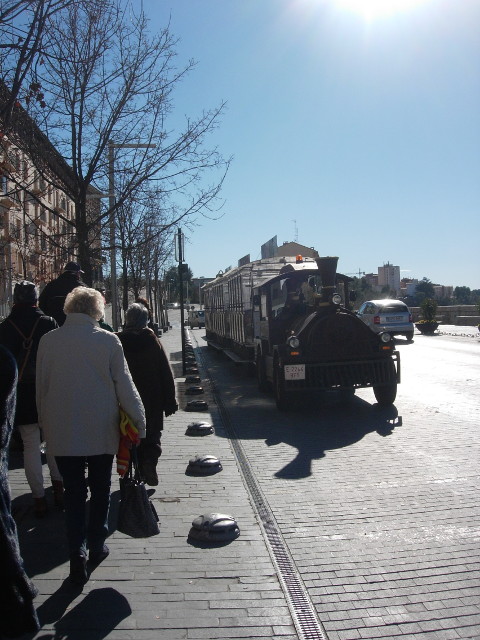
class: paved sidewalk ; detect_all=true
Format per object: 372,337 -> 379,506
8,321 -> 297,640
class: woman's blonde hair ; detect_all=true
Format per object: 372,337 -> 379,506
64,287 -> 105,321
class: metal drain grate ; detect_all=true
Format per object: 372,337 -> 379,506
193,337 -> 329,640
234,450 -> 329,640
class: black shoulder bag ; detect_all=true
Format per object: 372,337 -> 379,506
117,445 -> 160,538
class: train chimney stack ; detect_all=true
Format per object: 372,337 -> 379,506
315,256 -> 339,302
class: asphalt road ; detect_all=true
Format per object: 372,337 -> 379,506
188,323 -> 480,640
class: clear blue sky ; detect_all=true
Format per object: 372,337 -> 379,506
145,0 -> 480,290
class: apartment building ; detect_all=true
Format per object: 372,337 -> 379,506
0,86 -> 101,314
378,262 -> 401,295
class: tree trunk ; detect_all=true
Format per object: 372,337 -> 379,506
75,204 -> 93,286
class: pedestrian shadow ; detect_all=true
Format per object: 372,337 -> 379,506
14,497 -> 70,577
15,490 -> 125,579
7,446 -> 24,470
171,362 -> 185,378
30,586 -> 131,639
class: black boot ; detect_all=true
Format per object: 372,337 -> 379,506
52,480 -> 65,510
89,544 -> 110,565
141,461 -> 158,486
69,555 -> 88,585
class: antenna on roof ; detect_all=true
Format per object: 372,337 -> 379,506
292,219 -> 298,242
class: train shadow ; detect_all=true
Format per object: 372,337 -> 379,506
201,346 -> 402,480
269,401 -> 399,479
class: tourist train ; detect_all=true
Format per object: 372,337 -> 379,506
202,254 -> 400,410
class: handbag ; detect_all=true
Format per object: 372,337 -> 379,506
117,446 -> 160,538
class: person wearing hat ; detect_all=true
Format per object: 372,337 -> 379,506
38,262 -> 85,326
0,281 -> 63,517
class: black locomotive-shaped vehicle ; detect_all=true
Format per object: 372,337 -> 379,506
203,255 -> 400,410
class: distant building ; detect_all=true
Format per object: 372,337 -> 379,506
364,272 -> 379,288
276,241 -> 319,259
0,83 -> 102,314
378,263 -> 400,295
433,285 -> 453,300
192,276 -> 214,306
400,278 -> 418,297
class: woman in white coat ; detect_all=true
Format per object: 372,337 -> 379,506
36,287 -> 146,585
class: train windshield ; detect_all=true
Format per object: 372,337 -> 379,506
269,273 -> 321,318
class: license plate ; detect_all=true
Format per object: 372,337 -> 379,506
386,316 -> 403,322
284,364 -> 305,380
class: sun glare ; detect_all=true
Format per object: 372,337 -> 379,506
334,0 -> 428,21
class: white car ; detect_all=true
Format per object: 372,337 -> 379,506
357,299 -> 414,341
188,309 -> 205,329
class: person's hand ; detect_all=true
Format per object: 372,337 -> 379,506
164,403 -> 178,417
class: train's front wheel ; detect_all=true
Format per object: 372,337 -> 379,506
256,350 -> 268,391
273,357 -> 290,411
373,383 -> 397,406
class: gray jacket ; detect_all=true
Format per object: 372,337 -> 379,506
36,313 -> 146,456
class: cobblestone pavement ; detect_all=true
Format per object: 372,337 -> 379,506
7,321 -> 480,640
9,321 -> 298,640
190,325 -> 480,640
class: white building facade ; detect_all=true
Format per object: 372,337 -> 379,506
378,262 -> 401,295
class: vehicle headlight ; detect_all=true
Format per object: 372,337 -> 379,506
332,293 -> 342,305
287,335 -> 300,349
380,332 -> 391,343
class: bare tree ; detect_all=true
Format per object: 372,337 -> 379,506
114,187 -> 176,310
30,0 -> 230,285
0,0 -> 75,131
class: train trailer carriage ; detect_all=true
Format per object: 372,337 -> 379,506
203,255 -> 400,410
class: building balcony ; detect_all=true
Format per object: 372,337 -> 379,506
0,149 -> 18,173
0,193 -> 20,208
54,195 -> 67,212
32,179 -> 47,194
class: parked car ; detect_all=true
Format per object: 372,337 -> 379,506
188,309 -> 205,329
356,299 -> 414,341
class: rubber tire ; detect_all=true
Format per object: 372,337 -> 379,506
273,357 -> 289,411
373,383 -> 397,406
405,331 -> 414,341
256,351 -> 268,391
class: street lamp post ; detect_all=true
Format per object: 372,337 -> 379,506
176,228 -> 187,374
108,140 -> 155,330
198,276 -> 205,309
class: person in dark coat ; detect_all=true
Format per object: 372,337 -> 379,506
0,345 -> 40,637
135,296 -> 158,335
117,303 -> 178,486
38,261 -> 85,326
0,281 -> 62,517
